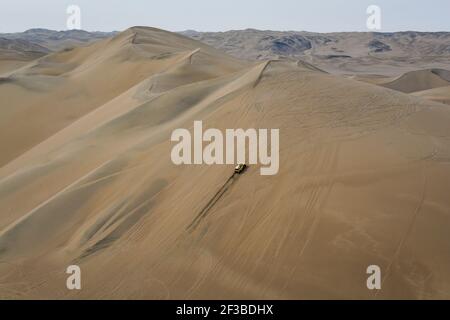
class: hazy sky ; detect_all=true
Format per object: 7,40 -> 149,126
1,0 -> 449,33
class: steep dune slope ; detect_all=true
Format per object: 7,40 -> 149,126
1,27 -> 450,299
0,27 -> 246,167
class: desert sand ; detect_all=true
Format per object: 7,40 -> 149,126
1,27 -> 450,299
411,85 -> 450,105
357,68 -> 450,106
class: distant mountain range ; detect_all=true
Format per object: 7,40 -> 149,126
1,28 -> 450,75
180,29 -> 450,75
0,28 -> 117,55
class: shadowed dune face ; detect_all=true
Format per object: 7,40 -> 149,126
1,27 -> 450,299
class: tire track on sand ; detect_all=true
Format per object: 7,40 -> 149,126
186,171 -> 243,232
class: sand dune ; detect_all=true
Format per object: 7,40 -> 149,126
411,85 -> 450,105
0,27 -> 245,167
366,68 -> 450,105
380,69 -> 450,93
1,27 -> 450,299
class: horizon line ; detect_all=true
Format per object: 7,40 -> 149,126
2,26 -> 450,35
